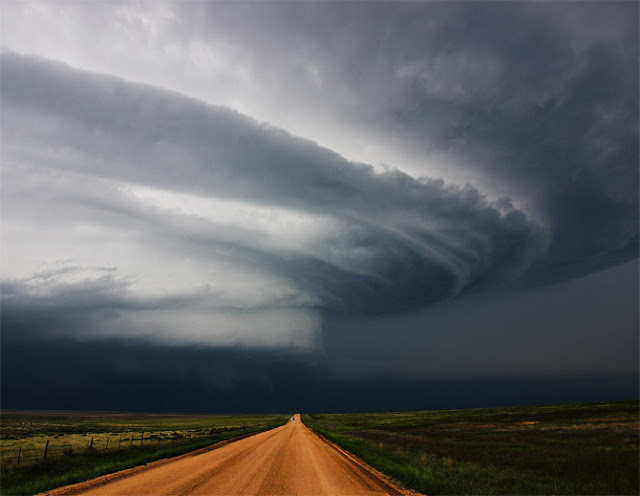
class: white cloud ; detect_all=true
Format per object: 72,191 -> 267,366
0,1 -> 488,189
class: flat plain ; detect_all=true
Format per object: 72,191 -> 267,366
0,412 -> 288,495
2,401 -> 637,495
304,400 -> 639,495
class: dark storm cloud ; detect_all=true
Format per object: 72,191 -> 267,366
171,0 -> 639,279
325,260 -> 639,379
1,53 -> 547,323
0,333 -> 319,413
2,332 -> 636,413
1,1 -> 638,413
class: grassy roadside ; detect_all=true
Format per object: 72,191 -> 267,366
303,400 -> 639,495
1,414 -> 288,495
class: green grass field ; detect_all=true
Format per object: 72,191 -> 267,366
0,412 -> 288,495
303,400 -> 639,495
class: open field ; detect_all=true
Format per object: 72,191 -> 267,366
0,412 -> 288,495
303,400 -> 639,495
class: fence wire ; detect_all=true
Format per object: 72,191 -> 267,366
1,429 -> 212,468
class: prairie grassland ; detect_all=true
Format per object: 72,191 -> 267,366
0,412 -> 288,495
303,400 -> 639,495
1,412 -> 282,466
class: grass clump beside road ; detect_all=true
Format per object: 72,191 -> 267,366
1,413 -> 288,495
303,400 -> 639,495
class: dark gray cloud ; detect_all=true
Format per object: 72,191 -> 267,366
1,2 -> 638,412
326,259 -> 639,380
2,333 -> 636,413
170,1 -> 639,279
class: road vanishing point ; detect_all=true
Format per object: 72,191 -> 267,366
44,415 -> 409,496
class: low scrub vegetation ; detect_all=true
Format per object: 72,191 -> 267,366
304,400 -> 639,495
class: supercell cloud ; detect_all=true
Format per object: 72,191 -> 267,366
1,53 -> 547,346
1,1 -> 637,410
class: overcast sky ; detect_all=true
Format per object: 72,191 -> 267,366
1,1 -> 638,413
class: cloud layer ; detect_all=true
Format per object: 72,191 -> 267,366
1,2 -> 637,408
1,53 -> 551,347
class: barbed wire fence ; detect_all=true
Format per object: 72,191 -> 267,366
1,429 -> 208,468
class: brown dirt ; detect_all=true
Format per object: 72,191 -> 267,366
40,415 -> 418,496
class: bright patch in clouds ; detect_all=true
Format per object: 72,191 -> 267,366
128,184 -> 337,255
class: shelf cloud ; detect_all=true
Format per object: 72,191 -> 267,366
2,53 -> 549,347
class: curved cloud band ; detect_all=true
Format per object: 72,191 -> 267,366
2,53 -> 548,346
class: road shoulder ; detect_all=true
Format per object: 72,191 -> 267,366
302,422 -> 423,496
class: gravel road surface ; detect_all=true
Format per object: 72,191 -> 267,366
46,415 -> 406,495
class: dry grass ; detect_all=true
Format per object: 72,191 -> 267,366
0,412 -> 280,467
0,412 -> 289,494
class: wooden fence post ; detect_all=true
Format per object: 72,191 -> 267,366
43,440 -> 50,460
105,438 -> 110,451
89,437 -> 94,449
17,446 -> 21,466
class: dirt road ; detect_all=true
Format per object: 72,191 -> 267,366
49,415 -> 406,495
